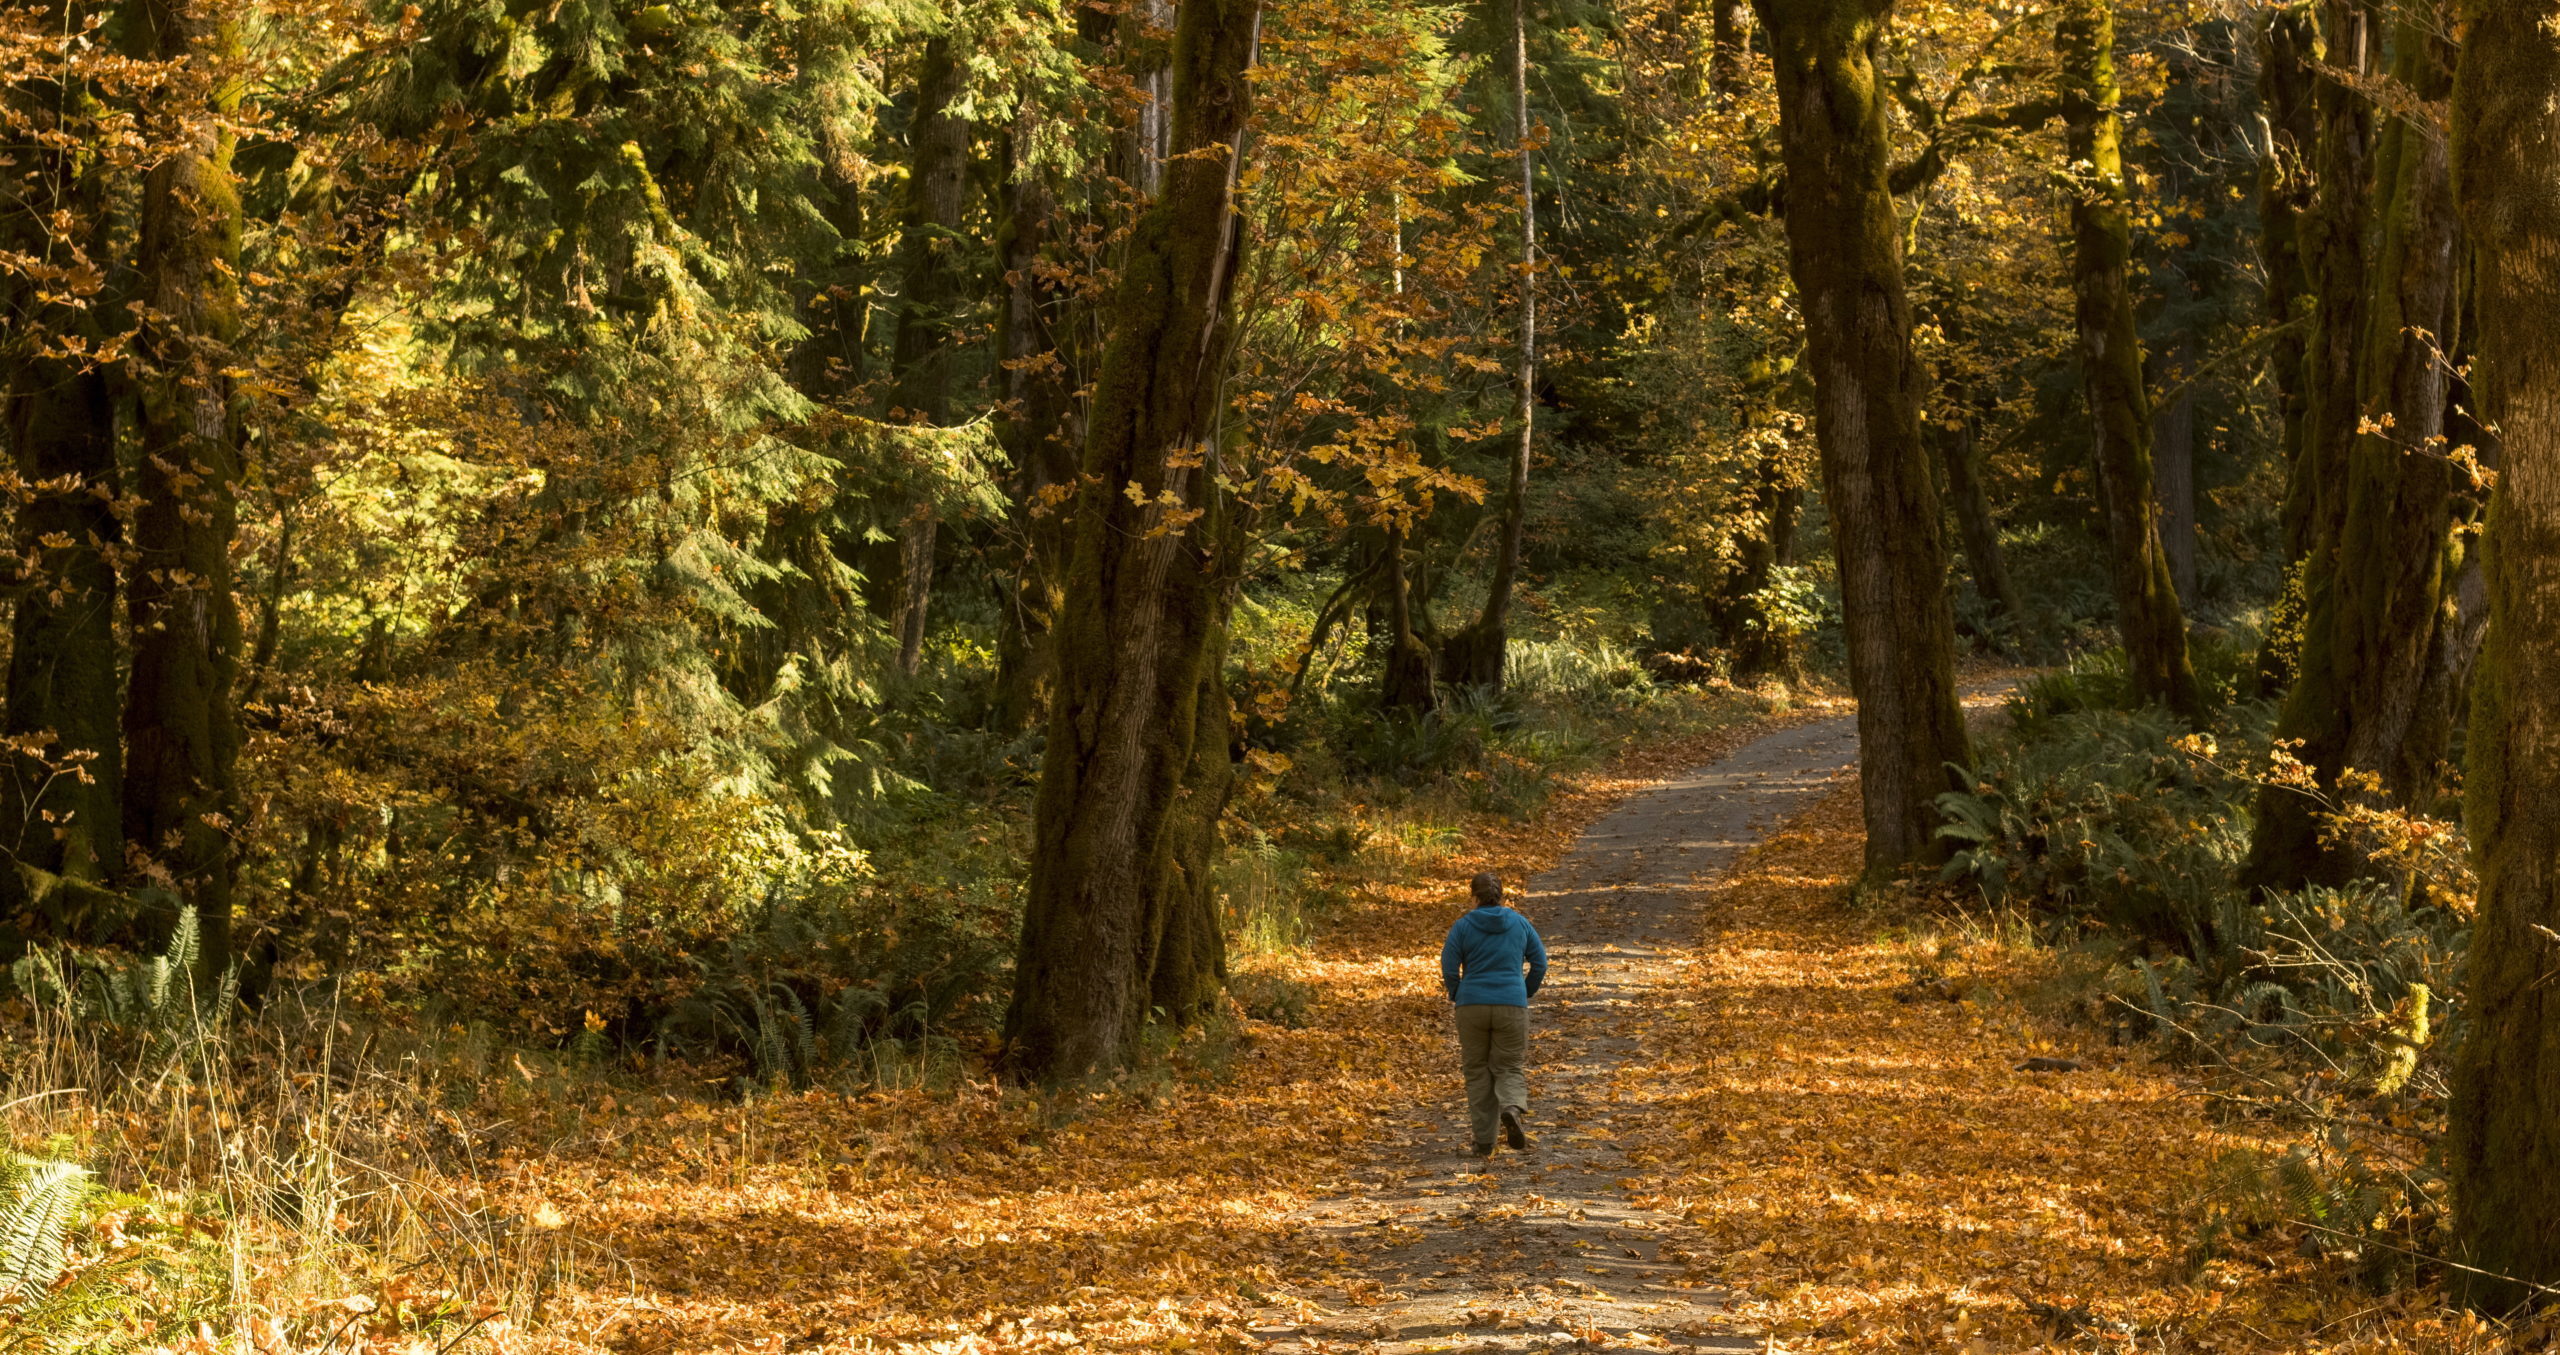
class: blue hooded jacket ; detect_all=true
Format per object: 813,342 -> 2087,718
1441,905 -> 1548,1007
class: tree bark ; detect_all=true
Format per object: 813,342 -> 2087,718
1144,640 -> 1235,1024
1379,524 -> 1438,710
1441,0 -> 1536,691
2249,6 -> 2319,693
1,36 -> 124,933
123,0 -> 245,975
993,109 -> 1080,732
2057,0 -> 2200,721
1708,0 -> 1749,102
2242,5 -> 2463,894
2284,0 -> 2376,576
1936,411 -> 2021,632
2446,0 -> 2560,1308
2256,6 -> 2318,564
1751,0 -> 1970,876
2152,339 -> 2199,604
1001,0 -> 1259,1083
1710,461 -> 1802,679
886,37 -> 974,679
3,357 -> 121,909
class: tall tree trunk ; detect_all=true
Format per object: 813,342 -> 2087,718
1441,0 -> 1536,691
2057,0 -> 2200,721
1,39 -> 124,936
2446,0 -> 2560,1307
1001,0 -> 1259,1083
1751,0 -> 1970,876
886,37 -> 973,679
2250,5 -> 2319,691
2242,6 -> 2462,893
124,0 -> 245,976
993,110 -> 1080,731
2285,0 -> 2376,576
1708,0 -> 1748,102
1936,410 -> 2021,632
2152,339 -> 2199,604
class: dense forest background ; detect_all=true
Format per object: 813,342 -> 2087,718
6,0 -> 2560,1346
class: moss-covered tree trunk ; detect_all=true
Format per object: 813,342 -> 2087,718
2242,6 -> 2463,893
1001,0 -> 1258,1083
993,108 -> 1080,732
2255,6 -> 2317,560
2056,0 -> 2200,721
887,37 -> 974,679
1751,0 -> 1969,875
2249,5 -> 2319,692
123,0 -> 245,974
1441,0 -> 1536,691
1144,629 -> 1236,1024
2446,0 -> 2560,1306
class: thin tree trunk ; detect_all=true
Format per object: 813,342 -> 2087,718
1441,0 -> 1536,691
887,37 -> 973,679
123,0 -> 245,975
2250,5 -> 2318,691
2152,340 -> 2199,604
1708,0 -> 1748,102
1379,524 -> 1438,710
994,110 -> 1079,731
2057,0 -> 2199,721
2446,0 -> 2560,1307
1938,411 -> 2021,631
2242,6 -> 2462,893
1711,462 -> 1801,680
1752,0 -> 1970,877
1001,0 -> 1259,1083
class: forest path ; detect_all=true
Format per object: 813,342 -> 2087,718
1240,710 -> 1860,1352
1244,688 -> 2012,1353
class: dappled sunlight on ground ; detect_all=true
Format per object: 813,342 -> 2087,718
1632,790 -> 2505,1355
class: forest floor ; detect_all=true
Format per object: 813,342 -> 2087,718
510,680 -> 2505,1355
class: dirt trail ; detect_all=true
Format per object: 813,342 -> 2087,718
1244,713 -> 1878,1352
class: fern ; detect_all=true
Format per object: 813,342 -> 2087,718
0,1159 -> 84,1303
0,1154 -> 144,1354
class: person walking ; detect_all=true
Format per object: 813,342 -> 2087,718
1441,870 -> 1548,1157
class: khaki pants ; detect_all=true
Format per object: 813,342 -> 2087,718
1455,1003 -> 1529,1147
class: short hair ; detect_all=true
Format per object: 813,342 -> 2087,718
1470,871 -> 1505,907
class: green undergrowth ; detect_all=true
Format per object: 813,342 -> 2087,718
1917,640 -> 2469,1291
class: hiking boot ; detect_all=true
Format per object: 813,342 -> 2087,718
1501,1106 -> 1529,1150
